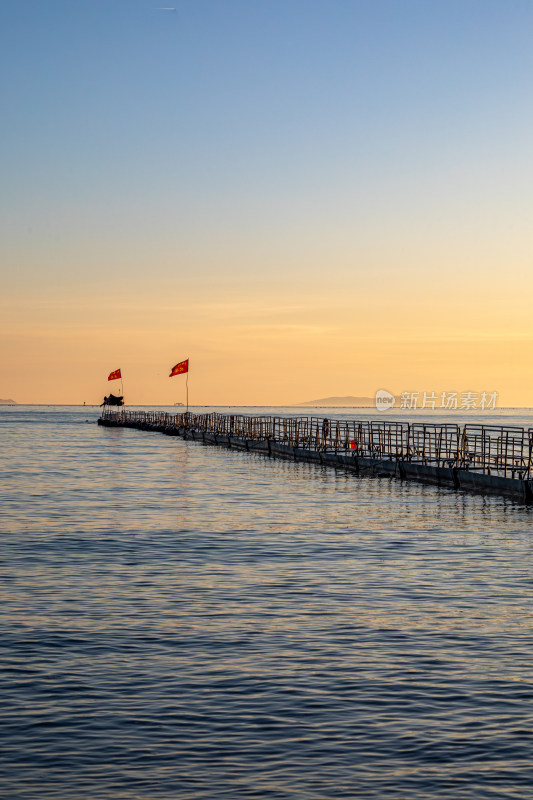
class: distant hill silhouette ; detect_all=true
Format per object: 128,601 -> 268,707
0,398 -> 17,405
294,395 -> 378,407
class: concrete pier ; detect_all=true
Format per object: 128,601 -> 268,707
98,410 -> 533,504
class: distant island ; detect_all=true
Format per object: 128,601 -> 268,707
0,398 -> 17,405
294,395 -> 379,407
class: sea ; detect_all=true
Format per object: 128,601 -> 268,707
1,405 -> 533,799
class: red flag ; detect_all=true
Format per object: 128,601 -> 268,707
108,369 -> 121,381
170,359 -> 188,377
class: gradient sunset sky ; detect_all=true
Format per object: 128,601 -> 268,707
2,0 -> 532,406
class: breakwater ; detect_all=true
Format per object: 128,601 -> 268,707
98,410 -> 533,503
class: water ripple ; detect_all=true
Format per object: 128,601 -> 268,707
1,408 -> 532,799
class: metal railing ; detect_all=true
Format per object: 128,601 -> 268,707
100,410 -> 533,479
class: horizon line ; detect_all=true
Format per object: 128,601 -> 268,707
3,404 -> 533,411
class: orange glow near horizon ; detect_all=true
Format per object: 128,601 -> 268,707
2,266 -> 533,407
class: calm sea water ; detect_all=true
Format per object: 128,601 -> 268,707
1,406 -> 533,799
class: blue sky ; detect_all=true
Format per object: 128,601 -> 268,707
2,1 -> 533,403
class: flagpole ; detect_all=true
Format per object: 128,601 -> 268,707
121,375 -> 124,409
186,359 -> 189,413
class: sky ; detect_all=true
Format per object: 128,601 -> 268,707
2,0 -> 533,406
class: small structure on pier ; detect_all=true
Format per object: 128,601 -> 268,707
101,393 -> 124,407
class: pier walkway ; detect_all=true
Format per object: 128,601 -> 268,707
98,410 -> 533,503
